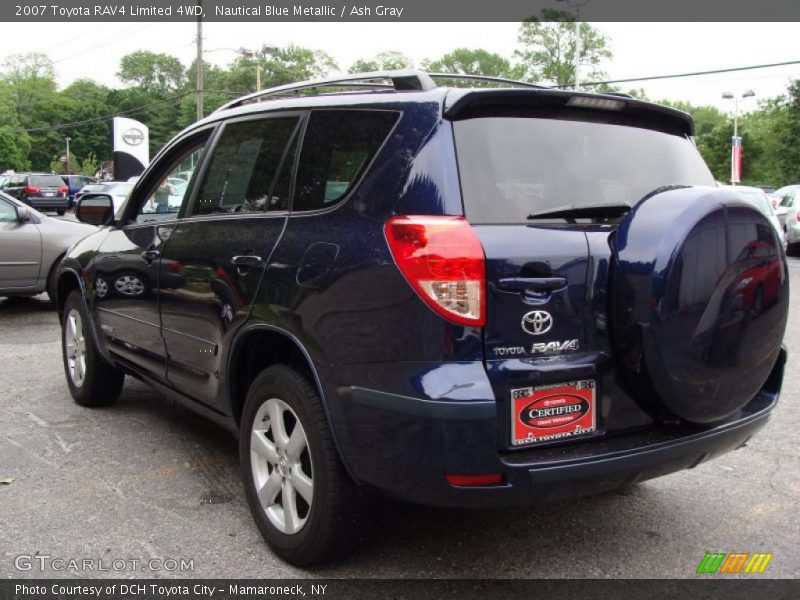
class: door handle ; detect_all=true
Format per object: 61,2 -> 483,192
497,276 -> 567,293
140,249 -> 161,264
231,255 -> 263,274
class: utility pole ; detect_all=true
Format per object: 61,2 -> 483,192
196,3 -> 204,121
558,0 -> 589,90
65,137 -> 71,173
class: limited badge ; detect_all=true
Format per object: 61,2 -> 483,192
511,380 -> 596,446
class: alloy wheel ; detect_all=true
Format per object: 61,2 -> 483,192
250,397 -> 313,535
65,309 -> 86,387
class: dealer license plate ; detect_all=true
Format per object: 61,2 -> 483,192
511,379 -> 596,447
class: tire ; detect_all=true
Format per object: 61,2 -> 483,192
240,365 -> 361,566
56,209 -> 65,216
61,290 -> 124,407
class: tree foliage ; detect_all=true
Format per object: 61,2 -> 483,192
422,48 -> 526,85
0,36 -> 797,189
516,9 -> 611,87
349,51 -> 413,73
118,51 -> 186,97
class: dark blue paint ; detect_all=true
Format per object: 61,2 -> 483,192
56,87 -> 788,506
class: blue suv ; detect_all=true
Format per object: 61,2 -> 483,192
56,71 -> 789,566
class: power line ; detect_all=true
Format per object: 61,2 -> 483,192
570,59 -> 800,88
0,90 -> 243,134
52,24 -> 156,64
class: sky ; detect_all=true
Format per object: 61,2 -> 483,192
3,21 -> 798,113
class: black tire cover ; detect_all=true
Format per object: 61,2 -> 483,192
609,186 -> 788,424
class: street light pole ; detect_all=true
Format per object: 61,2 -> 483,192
722,89 -> 755,185
65,137 -> 71,174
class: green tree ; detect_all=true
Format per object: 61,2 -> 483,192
422,48 -> 525,85
60,79 -> 115,169
0,52 -> 76,170
0,82 -> 31,170
516,9 -> 612,87
771,79 -> 800,184
262,44 -> 338,87
741,96 -> 790,185
348,51 -> 413,73
118,51 -> 186,97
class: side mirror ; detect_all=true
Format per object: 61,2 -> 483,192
76,194 -> 114,226
15,205 -> 30,222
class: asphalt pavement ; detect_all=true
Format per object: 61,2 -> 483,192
1,254 -> 798,579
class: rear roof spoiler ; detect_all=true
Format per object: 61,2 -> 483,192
443,89 -> 694,137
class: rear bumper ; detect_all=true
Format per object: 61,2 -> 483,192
332,349 -> 785,507
25,197 -> 69,210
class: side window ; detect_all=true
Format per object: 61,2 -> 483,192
0,198 -> 17,221
293,110 -> 399,212
135,138 -> 207,224
191,117 -> 299,216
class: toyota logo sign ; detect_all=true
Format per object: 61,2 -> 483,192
122,127 -> 144,146
521,310 -> 553,335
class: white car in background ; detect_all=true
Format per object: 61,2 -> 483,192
76,181 -> 134,213
782,190 -> 800,253
771,184 -> 799,219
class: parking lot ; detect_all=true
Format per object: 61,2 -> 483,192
1,249 -> 798,579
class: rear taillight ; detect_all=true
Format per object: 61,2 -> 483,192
58,186 -> 68,194
385,215 -> 485,327
23,185 -> 39,194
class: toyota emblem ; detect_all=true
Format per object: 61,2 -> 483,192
122,127 -> 144,146
521,310 -> 553,335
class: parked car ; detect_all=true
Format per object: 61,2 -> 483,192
0,191 -> 95,299
62,174 -> 97,207
783,190 -> 800,252
55,71 -> 789,566
774,188 -> 796,225
75,181 -> 133,213
2,172 -> 69,215
770,184 -> 800,211
725,185 -> 784,240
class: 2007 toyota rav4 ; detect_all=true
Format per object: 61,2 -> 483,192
56,71 -> 788,566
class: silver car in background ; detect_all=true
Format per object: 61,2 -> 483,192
0,192 -> 96,300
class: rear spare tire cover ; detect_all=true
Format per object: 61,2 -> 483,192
610,186 -> 788,424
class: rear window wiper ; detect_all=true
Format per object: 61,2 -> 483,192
527,202 -> 633,220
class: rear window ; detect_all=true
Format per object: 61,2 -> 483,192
293,110 -> 399,212
454,117 -> 715,224
30,175 -> 66,188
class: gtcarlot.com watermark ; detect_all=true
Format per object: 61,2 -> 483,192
14,553 -> 194,573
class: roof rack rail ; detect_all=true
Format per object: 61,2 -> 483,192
214,70 -> 437,113
428,73 -> 546,89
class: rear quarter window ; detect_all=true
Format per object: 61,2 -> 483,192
292,110 -> 399,212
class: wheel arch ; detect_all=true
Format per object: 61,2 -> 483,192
226,324 -> 354,479
55,266 -> 86,316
